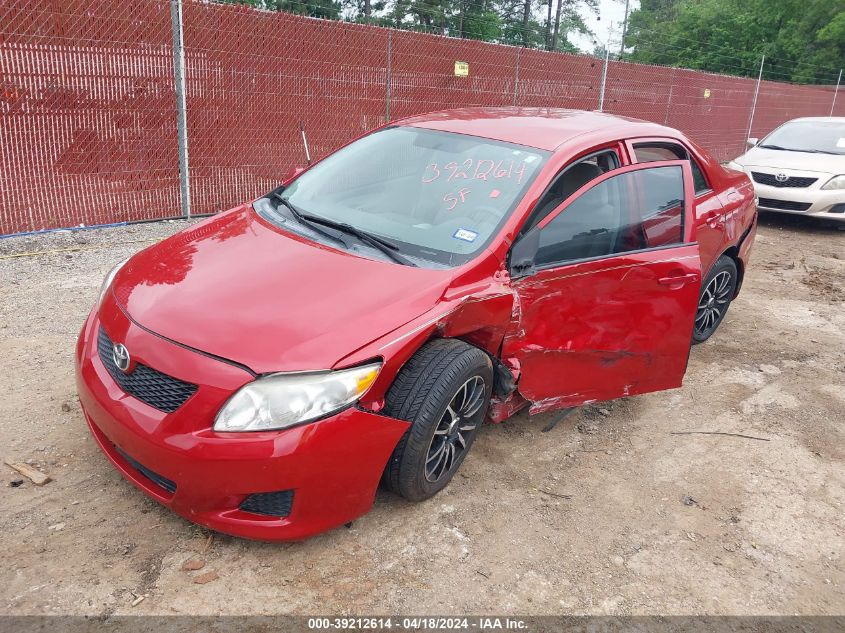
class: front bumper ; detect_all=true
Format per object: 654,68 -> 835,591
748,172 -> 845,221
75,301 -> 409,541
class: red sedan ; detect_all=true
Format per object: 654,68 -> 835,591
76,108 -> 757,541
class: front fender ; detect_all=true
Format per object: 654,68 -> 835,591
335,275 -> 516,414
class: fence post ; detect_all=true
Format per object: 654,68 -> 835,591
831,69 -> 842,116
170,0 -> 191,218
745,55 -> 764,143
513,47 -> 520,107
385,30 -> 393,122
598,48 -> 610,112
663,67 -> 676,125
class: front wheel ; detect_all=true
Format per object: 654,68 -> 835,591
692,255 -> 738,344
383,339 -> 493,502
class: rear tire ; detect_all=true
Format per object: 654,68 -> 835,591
692,255 -> 738,344
383,339 -> 493,502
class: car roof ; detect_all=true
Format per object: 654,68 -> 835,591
398,107 -> 678,152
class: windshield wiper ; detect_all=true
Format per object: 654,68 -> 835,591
758,144 -> 840,155
271,193 -> 417,266
271,193 -> 348,248
301,214 -> 418,267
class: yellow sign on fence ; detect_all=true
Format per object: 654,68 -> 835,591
454,61 -> 469,77
703,88 -> 711,98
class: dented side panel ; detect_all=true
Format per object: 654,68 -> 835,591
334,255 -> 518,411
502,245 -> 702,412
438,290 -> 514,355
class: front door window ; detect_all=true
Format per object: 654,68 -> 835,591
534,165 -> 685,267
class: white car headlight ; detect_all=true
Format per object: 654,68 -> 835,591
97,257 -> 129,308
821,175 -> 845,190
214,363 -> 382,432
726,161 -> 745,172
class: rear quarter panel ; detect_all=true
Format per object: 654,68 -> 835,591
715,168 -> 757,245
684,135 -> 756,272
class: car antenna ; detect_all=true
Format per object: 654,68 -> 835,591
299,121 -> 312,166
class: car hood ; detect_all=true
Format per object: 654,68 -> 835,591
110,206 -> 453,374
735,147 -> 845,174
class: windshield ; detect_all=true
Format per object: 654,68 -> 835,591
259,127 -> 548,267
760,120 -> 845,155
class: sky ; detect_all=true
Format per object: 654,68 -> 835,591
570,0 -> 641,54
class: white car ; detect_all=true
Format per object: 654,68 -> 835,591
727,117 -> 845,223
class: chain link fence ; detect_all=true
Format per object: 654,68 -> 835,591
1,0 -> 843,235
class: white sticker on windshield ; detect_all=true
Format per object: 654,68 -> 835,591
453,228 -> 478,243
837,138 -> 845,148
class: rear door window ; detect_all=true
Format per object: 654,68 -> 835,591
632,141 -> 710,195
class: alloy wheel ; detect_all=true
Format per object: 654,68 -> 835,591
695,270 -> 732,337
424,376 -> 486,483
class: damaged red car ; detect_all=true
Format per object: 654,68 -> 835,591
76,108 -> 757,541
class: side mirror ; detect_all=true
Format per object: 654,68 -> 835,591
283,166 -> 305,184
746,137 -> 758,148
509,228 -> 540,278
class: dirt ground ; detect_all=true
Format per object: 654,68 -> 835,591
1,213 -> 843,616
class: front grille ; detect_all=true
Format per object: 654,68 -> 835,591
97,327 -> 197,413
239,490 -> 294,517
758,198 -> 812,212
114,445 -> 177,494
751,172 -> 817,188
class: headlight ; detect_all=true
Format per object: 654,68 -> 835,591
214,363 -> 382,432
97,258 -> 129,308
726,161 -> 744,172
821,175 -> 845,190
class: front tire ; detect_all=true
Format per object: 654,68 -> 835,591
692,255 -> 738,344
383,339 -> 493,502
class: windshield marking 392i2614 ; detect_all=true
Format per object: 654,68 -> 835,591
255,127 -> 549,268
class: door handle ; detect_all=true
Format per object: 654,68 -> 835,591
658,273 -> 699,288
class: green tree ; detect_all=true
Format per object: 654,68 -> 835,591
496,0 -> 545,47
549,0 -> 596,52
215,0 -> 343,20
493,0 -> 593,49
625,0 -> 845,83
457,0 -> 503,41
214,0 -> 597,50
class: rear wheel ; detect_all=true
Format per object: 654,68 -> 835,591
383,339 -> 493,502
692,255 -> 738,344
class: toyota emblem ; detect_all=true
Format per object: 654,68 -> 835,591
775,172 -> 788,183
112,343 -> 131,373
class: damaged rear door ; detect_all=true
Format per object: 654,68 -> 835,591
502,160 -> 701,413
